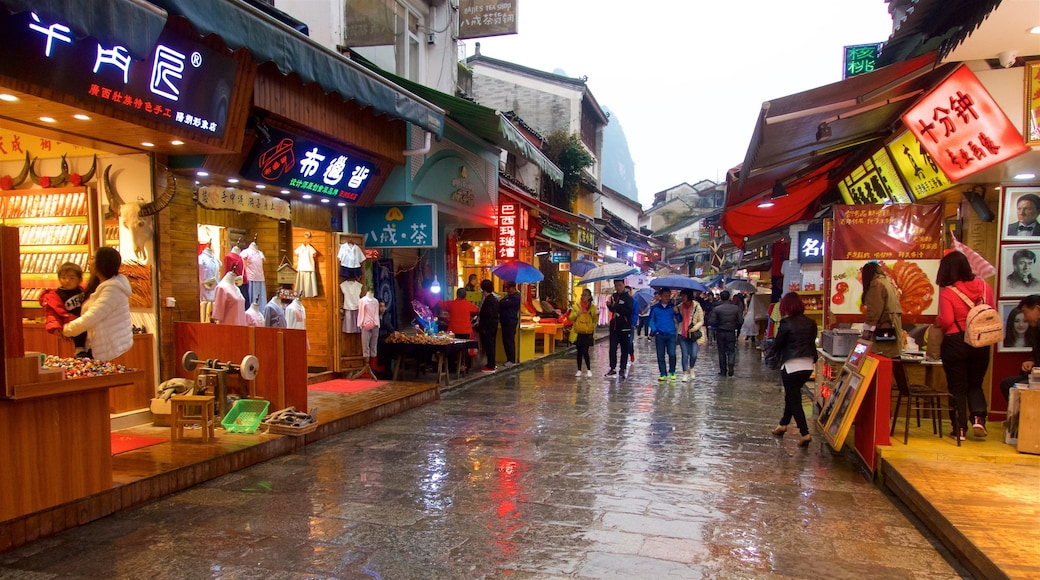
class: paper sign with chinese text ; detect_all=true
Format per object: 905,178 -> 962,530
357,205 -> 437,248
886,130 -> 952,201
901,65 -> 1028,182
837,148 -> 911,205
830,204 -> 943,316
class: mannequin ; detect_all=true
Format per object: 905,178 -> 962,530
262,290 -> 288,328
340,277 -> 363,333
338,239 -> 366,279
353,290 -> 380,380
285,295 -> 308,350
245,299 -> 264,327
212,271 -> 246,326
241,238 -> 267,306
294,234 -> 318,298
198,240 -> 220,322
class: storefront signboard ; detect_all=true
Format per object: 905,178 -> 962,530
458,0 -> 517,40
843,43 -> 880,79
241,126 -> 377,202
197,186 -> 291,221
830,204 -> 943,317
901,65 -> 1029,182
575,224 -> 597,249
798,230 -> 825,264
356,205 -> 437,248
550,250 -> 571,263
496,201 -> 529,260
885,130 -> 951,201
0,11 -> 236,139
836,148 -> 911,205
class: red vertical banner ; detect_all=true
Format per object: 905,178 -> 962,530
830,204 -> 943,318
445,232 -> 458,287
901,65 -> 1029,182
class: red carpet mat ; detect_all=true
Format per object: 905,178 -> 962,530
111,433 -> 168,455
308,378 -> 389,394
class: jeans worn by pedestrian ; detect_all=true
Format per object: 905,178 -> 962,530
655,332 -> 677,378
678,335 -> 699,377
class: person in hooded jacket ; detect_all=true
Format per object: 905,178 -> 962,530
935,250 -> 996,441
62,247 -> 133,362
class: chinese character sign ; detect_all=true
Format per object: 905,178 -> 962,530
886,130 -> 951,201
837,148 -> 911,205
197,186 -> 291,221
497,202 -> 519,260
0,11 -> 236,139
901,65 -> 1028,182
843,43 -> 880,79
830,204 -> 943,317
797,231 -> 824,264
241,126 -> 377,201
357,205 -> 438,248
458,0 -> 517,39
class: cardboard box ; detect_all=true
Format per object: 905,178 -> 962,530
150,397 -> 171,427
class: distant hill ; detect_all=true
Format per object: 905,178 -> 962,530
601,107 -> 638,202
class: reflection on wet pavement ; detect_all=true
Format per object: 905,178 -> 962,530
0,340 -> 969,578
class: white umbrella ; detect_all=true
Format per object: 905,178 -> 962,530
725,279 -> 757,293
578,263 -> 640,284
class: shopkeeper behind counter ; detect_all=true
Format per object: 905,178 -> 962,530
61,247 -> 133,361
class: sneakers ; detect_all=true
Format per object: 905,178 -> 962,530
669,373 -> 677,381
973,417 -> 988,438
658,375 -> 667,382
949,430 -> 967,441
630,354 -> 635,363
503,361 -> 514,367
605,369 -> 617,377
585,370 -> 593,378
575,370 -> 583,377
481,367 -> 496,373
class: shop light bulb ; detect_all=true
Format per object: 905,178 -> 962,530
430,276 -> 441,294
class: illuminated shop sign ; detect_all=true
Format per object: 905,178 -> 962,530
837,148 -> 910,205
550,250 -> 572,263
241,126 -> 377,202
901,65 -> 1029,182
496,202 -> 529,261
0,11 -> 236,139
886,130 -> 951,201
798,230 -> 825,264
356,205 -> 437,248
843,43 -> 880,79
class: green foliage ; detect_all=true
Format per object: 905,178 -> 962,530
544,130 -> 594,211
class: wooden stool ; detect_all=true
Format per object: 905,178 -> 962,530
170,395 -> 216,442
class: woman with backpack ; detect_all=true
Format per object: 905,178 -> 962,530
936,251 -> 996,441
570,288 -> 598,377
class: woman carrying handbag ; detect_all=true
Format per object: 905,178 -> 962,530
677,289 -> 706,382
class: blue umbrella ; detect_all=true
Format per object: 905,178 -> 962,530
569,259 -> 598,277
634,287 -> 655,309
650,275 -> 708,292
492,260 -> 544,283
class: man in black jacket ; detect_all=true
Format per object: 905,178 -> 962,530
605,278 -> 634,379
707,290 -> 743,376
499,281 -> 521,366
478,279 -> 500,372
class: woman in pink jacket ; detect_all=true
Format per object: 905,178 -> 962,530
935,251 -> 995,441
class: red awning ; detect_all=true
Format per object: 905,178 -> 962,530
721,156 -> 847,249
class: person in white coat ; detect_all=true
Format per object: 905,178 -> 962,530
62,247 -> 133,361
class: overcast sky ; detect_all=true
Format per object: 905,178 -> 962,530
468,0 -> 895,208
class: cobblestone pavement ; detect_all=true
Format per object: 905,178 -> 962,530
0,339 -> 969,579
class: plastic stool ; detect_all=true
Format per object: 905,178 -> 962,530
170,395 -> 216,442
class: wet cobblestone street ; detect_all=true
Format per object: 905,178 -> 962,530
0,339 -> 969,579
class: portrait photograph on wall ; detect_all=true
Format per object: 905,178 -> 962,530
999,299 -> 1035,353
1001,186 -> 1040,242
999,245 -> 1040,297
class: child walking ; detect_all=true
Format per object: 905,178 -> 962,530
39,262 -> 89,357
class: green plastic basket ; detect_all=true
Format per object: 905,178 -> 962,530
221,399 -> 270,434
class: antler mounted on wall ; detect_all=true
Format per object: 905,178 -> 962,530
0,151 -> 30,190
29,154 -> 68,188
66,155 -> 97,187
103,164 -> 178,262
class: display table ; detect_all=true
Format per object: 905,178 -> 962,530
534,323 -> 560,355
383,339 -> 479,385
496,324 -> 535,363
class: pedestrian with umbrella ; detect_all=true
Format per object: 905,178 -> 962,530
604,278 -> 635,379
647,286 -> 680,381
569,288 -> 598,377
707,290 -> 743,376
677,289 -> 706,382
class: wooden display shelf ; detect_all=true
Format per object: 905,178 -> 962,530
805,309 -> 823,315
796,290 -> 823,295
18,244 -> 89,253
1,216 -> 88,226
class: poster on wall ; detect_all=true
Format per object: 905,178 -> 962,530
999,300 -> 1034,353
999,244 -> 1040,298
830,204 -> 943,317
1000,187 -> 1040,242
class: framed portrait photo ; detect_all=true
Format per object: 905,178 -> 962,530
999,244 -> 1040,298
1001,187 -> 1040,242
998,299 -> 1035,353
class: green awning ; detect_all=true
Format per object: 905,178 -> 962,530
352,58 -> 564,185
149,0 -> 445,138
1,0 -> 167,61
